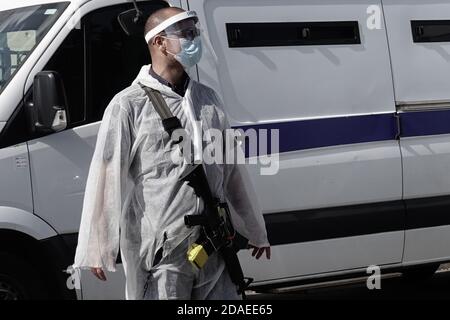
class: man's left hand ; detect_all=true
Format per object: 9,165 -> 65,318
248,245 -> 271,260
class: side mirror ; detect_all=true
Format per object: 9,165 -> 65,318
32,71 -> 69,133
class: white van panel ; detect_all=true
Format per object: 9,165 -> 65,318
192,0 -> 395,124
383,0 -> 450,103
0,122 -> 5,134
401,134 -> 450,199
191,0 -> 403,276
248,141 -> 402,212
239,231 -> 403,283
0,143 -> 33,213
27,123 -> 100,234
0,142 -> 55,239
404,225 -> 450,264
384,0 -> 450,267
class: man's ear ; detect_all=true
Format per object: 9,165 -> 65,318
152,35 -> 164,51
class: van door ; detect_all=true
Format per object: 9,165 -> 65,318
383,0 -> 450,266
25,1 -> 168,299
191,0 -> 404,284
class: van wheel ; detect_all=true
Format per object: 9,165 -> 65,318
0,252 -> 48,300
402,264 -> 440,282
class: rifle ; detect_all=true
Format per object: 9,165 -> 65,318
181,164 -> 252,296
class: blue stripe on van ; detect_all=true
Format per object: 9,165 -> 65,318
233,113 -> 398,155
400,109 -> 450,138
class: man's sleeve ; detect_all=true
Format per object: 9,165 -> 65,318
73,100 -> 133,272
211,91 -> 270,248
223,157 -> 270,247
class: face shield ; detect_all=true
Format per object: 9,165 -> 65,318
162,17 -> 201,41
145,11 -> 217,69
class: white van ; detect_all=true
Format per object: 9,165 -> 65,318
1,0 -> 450,300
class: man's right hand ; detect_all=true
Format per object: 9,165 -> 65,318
91,267 -> 107,281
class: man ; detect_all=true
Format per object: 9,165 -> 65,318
73,6 -> 270,300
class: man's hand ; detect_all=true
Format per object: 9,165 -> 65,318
91,267 -> 107,281
248,245 -> 271,260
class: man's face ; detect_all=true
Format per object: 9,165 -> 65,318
156,18 -> 199,57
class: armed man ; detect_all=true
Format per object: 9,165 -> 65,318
72,6 -> 270,300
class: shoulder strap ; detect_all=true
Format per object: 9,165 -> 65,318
139,83 -> 182,135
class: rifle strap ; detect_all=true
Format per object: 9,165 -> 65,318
139,83 -> 182,135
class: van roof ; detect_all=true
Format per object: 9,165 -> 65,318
0,0 -> 74,11
1,0 -> 169,12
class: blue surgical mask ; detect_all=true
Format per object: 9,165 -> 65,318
166,36 -> 203,69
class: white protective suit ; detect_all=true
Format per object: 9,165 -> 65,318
72,64 -> 269,299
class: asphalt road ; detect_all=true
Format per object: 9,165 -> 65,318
247,264 -> 450,300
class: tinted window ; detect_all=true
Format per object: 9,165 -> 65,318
226,21 -> 361,48
411,20 -> 450,43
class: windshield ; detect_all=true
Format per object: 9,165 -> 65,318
0,2 -> 69,93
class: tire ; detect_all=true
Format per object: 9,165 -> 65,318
0,252 -> 48,300
402,264 -> 440,282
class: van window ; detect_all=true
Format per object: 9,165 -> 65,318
0,2 -> 69,94
226,21 -> 361,48
411,20 -> 450,43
